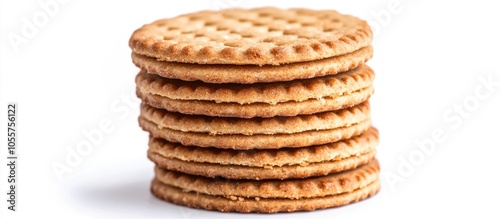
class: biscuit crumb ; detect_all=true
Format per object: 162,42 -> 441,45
299,162 -> 310,167
263,165 -> 274,169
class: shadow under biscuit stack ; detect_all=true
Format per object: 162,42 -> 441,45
130,7 -> 380,213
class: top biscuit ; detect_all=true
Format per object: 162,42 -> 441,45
129,7 -> 372,65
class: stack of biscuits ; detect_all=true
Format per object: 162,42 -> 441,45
130,7 -> 380,213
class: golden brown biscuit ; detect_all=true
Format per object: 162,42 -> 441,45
151,161 -> 380,213
135,65 -> 374,104
129,7 -> 373,65
148,150 -> 376,180
151,179 -> 380,213
139,116 -> 371,149
132,46 -> 372,84
137,86 -> 373,118
148,127 -> 378,167
140,102 -> 370,135
131,7 -> 380,213
154,159 -> 380,199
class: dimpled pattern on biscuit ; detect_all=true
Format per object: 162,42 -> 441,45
129,7 -> 372,65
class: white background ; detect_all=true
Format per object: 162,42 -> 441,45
1,0 -> 500,218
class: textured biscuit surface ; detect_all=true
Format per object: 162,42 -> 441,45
151,177 -> 380,213
148,150 -> 376,180
148,127 -> 378,167
129,7 -> 373,65
140,102 -> 370,135
132,46 -> 372,84
154,159 -> 379,199
136,65 -> 374,104
137,86 -> 373,118
133,6 -> 380,213
139,116 -> 371,149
